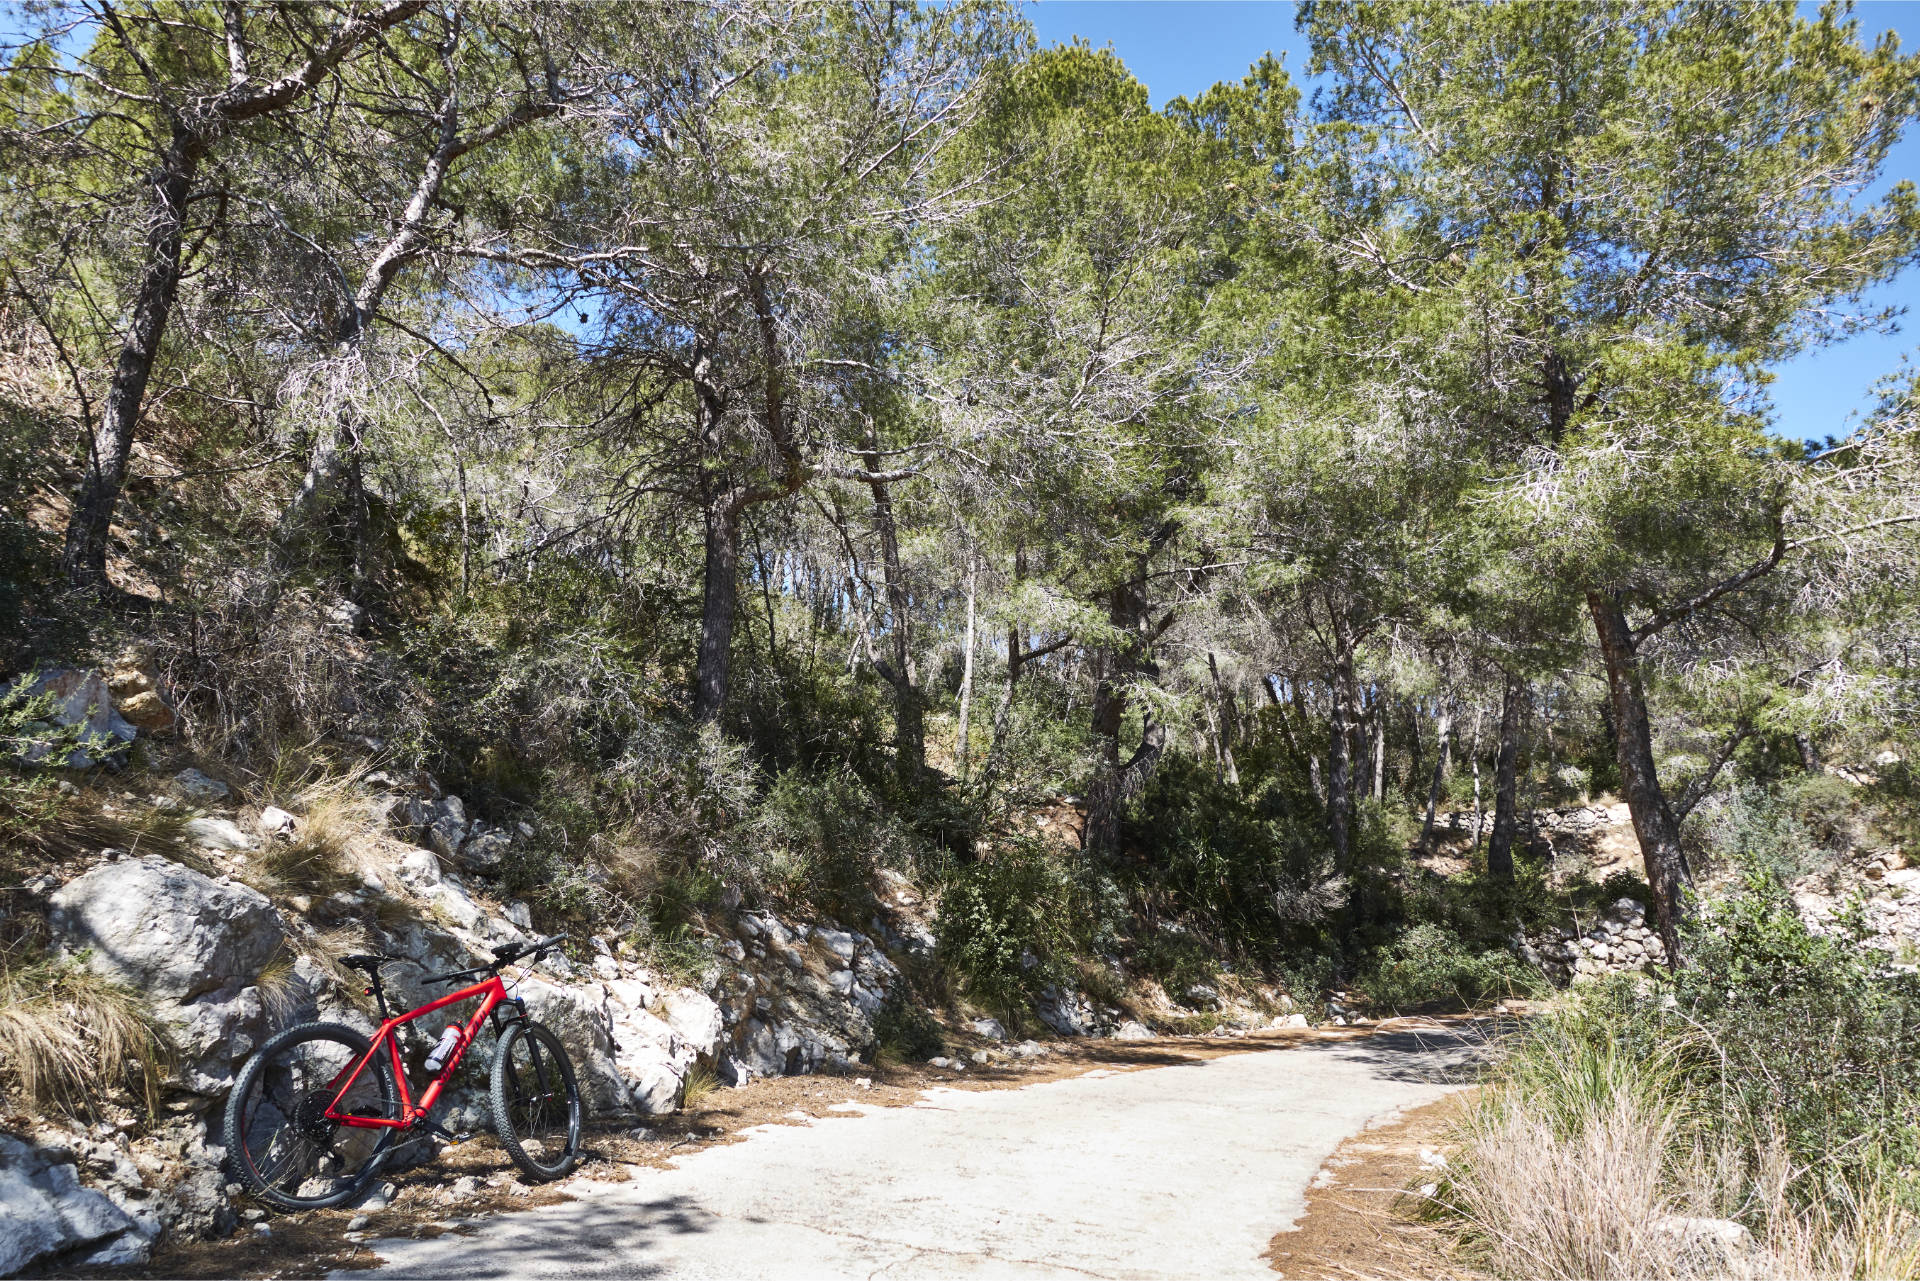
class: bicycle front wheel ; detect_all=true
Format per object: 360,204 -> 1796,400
490,1019 -> 582,1181
224,1021 -> 402,1211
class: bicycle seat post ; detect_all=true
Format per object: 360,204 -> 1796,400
359,966 -> 393,1020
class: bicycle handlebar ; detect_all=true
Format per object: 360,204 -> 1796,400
422,934 -> 568,986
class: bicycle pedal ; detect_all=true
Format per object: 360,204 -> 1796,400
428,1124 -> 474,1144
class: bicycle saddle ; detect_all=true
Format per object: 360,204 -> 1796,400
338,954 -> 401,974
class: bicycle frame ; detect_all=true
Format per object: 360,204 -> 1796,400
324,974 -> 514,1129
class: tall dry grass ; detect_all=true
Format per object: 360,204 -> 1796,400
1435,1008 -> 1920,1280
0,949 -> 174,1118
244,775 -> 369,900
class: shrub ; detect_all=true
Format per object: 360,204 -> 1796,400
872,991 -> 946,1064
1436,873 -> 1920,1277
1687,781 -> 1839,885
1353,922 -> 1546,1013
747,768 -> 926,920
1131,923 -> 1218,995
1121,752 -> 1339,955
935,840 -> 1079,1020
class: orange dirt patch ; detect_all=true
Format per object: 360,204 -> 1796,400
1265,1094 -> 1476,1281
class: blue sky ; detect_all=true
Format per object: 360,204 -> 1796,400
1027,0 -> 1920,444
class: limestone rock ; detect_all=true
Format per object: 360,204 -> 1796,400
813,928 -> 857,964
458,823 -> 511,876
48,855 -> 289,1094
1114,1020 -> 1154,1041
396,848 -> 442,894
1035,986 -> 1106,1037
0,1134 -> 151,1276
257,806 -> 298,838
516,979 -> 629,1115
171,768 -> 230,806
424,797 -> 469,861
183,817 -> 253,851
652,989 -> 725,1063
969,1017 -> 1007,1041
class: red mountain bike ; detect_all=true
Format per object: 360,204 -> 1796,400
223,935 -> 583,1210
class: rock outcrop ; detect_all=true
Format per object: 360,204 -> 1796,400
47,855 -> 289,1095
0,1134 -> 152,1274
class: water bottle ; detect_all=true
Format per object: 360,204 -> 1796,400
424,1024 -> 462,1074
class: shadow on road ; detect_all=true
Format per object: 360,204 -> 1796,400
1319,1017 -> 1513,1085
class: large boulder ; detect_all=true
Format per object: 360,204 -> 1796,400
514,979 -> 629,1116
651,989 -> 724,1062
424,797 -> 469,861
2,669 -> 136,769
608,1006 -> 694,1115
0,1133 -> 152,1275
1035,985 -> 1107,1037
47,855 -> 290,1094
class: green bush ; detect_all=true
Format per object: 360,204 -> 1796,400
1131,923 -> 1218,994
872,991 -> 945,1063
749,768 -> 931,919
1353,922 -> 1547,1013
1669,872 -> 1920,1198
1689,780 -> 1849,886
1508,872 -> 1920,1228
1121,753 -> 1340,954
935,840 -> 1080,1019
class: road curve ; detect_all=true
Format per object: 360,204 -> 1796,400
343,1025 -> 1484,1281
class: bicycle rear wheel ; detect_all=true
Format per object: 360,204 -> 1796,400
490,1019 -> 582,1181
224,1021 -> 402,1210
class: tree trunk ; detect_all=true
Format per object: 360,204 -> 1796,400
1295,679 -> 1326,804
693,495 -> 741,725
1588,591 -> 1690,963
1208,652 -> 1240,788
957,556 -> 977,780
1421,704 -> 1454,850
64,1 -> 425,588
1469,703 -> 1486,847
64,132 -> 202,587
1487,674 -> 1525,881
1796,733 -> 1821,774
865,444 -> 921,787
1085,569 -> 1169,861
1328,648 -> 1357,871
1371,692 -> 1387,803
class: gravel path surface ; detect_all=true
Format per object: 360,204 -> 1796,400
343,1025 -> 1486,1280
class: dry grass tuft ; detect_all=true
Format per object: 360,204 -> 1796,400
0,947 -> 174,1118
298,922 -> 375,1003
253,948 -> 308,1025
1,774 -> 194,879
246,781 -> 367,901
679,1065 -> 720,1110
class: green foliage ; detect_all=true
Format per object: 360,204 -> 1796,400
1130,923 -> 1218,995
1538,872 -> 1920,1217
748,768 -> 927,920
872,991 -> 946,1064
935,840 -> 1082,1020
1690,778 -> 1856,885
1121,753 -> 1340,955
1868,758 -> 1920,851
1354,922 -> 1547,1013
